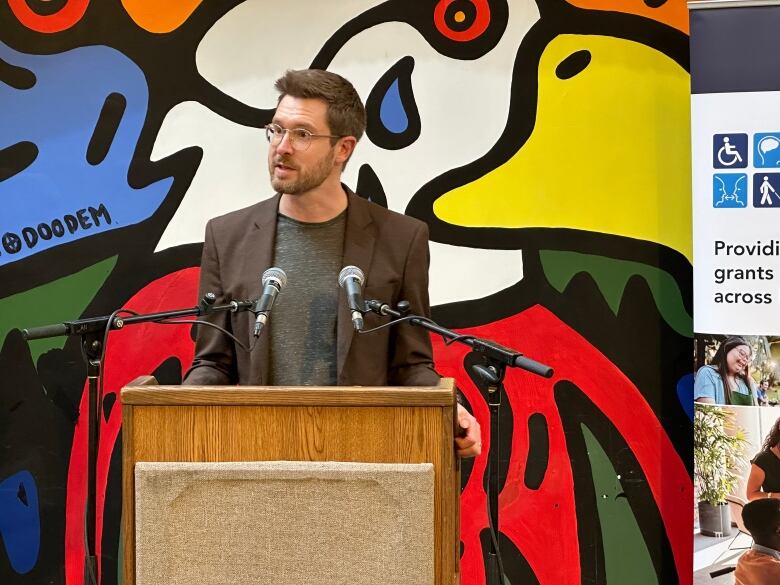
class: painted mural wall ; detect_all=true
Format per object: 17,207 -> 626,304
0,1 -> 693,583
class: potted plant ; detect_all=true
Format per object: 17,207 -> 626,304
693,404 -> 748,536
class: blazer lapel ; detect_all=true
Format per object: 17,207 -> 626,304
245,194 -> 281,385
337,191 -> 376,382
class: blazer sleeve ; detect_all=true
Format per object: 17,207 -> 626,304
182,220 -> 237,385
387,221 -> 441,386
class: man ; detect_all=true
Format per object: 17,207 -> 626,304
757,379 -> 770,406
735,498 -> 780,584
183,69 -> 480,457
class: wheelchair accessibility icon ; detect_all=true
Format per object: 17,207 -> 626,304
719,137 -> 742,166
713,134 -> 748,168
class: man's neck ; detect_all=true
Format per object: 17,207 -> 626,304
279,179 -> 348,223
754,540 -> 780,558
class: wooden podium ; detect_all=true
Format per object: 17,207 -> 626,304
121,376 -> 460,585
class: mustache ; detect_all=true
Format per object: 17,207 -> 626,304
273,156 -> 297,169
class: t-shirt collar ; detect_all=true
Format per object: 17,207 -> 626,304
752,543 -> 780,561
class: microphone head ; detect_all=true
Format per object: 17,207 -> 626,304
338,265 -> 364,288
262,267 -> 287,289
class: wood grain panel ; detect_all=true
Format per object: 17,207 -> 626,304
122,405 -> 135,585
122,379 -> 458,585
122,384 -> 454,406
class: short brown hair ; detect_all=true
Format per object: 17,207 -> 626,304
274,69 -> 366,142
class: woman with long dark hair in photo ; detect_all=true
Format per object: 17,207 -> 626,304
747,417 -> 780,501
694,336 -> 756,406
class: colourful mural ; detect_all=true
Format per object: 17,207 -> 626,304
0,1 -> 692,584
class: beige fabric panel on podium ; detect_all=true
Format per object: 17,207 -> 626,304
135,461 -> 434,585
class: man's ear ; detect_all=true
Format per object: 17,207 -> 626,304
334,136 -> 357,166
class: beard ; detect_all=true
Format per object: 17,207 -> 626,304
269,147 -> 336,195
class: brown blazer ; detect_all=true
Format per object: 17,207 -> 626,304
182,188 -> 440,387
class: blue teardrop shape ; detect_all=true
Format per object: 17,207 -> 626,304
379,79 -> 409,134
365,56 -> 420,150
677,373 -> 694,421
0,471 -> 40,574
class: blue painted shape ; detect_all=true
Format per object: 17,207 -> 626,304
677,373 -> 694,422
0,41 -> 173,266
0,471 -> 40,574
379,79 -> 408,134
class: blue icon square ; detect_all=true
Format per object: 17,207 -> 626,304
753,173 -> 780,207
713,134 -> 748,168
713,173 -> 748,208
754,133 -> 780,167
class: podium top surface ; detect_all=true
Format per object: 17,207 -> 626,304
121,377 -> 456,407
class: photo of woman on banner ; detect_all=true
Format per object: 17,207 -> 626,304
747,416 -> 780,501
694,336 -> 756,406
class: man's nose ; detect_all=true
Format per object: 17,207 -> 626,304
276,131 -> 295,154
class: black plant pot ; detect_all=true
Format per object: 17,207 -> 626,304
699,500 -> 732,537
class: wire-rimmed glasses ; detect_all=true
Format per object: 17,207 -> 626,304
264,123 -> 342,150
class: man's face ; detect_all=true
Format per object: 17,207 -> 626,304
267,95 -> 338,195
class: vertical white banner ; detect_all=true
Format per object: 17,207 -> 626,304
692,1 -> 780,335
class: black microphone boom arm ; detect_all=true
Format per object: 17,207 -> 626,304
363,299 -> 553,378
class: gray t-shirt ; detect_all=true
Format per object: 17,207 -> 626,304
268,211 -> 346,386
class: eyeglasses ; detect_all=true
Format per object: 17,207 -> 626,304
264,123 -> 342,150
735,348 -> 752,361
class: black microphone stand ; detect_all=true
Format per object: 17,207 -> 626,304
21,294 -> 256,585
364,299 -> 553,585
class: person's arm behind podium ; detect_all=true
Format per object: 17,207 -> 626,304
183,220 -> 237,386
385,221 -> 482,457
387,221 -> 439,387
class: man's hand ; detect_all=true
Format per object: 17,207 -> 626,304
455,403 -> 482,458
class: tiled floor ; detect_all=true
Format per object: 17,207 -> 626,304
693,529 -> 753,585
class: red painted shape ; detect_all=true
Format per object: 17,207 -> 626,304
7,0 -> 90,34
64,268 -> 198,584
433,305 -> 692,584
433,0 -> 491,43
63,280 -> 691,584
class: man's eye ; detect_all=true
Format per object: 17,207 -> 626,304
292,129 -> 311,140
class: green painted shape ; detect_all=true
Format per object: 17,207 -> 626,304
0,257 -> 117,362
581,424 -> 658,585
540,250 -> 692,337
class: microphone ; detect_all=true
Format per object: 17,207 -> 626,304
338,265 -> 366,331
253,267 -> 287,337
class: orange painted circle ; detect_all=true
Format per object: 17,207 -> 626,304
433,0 -> 490,43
